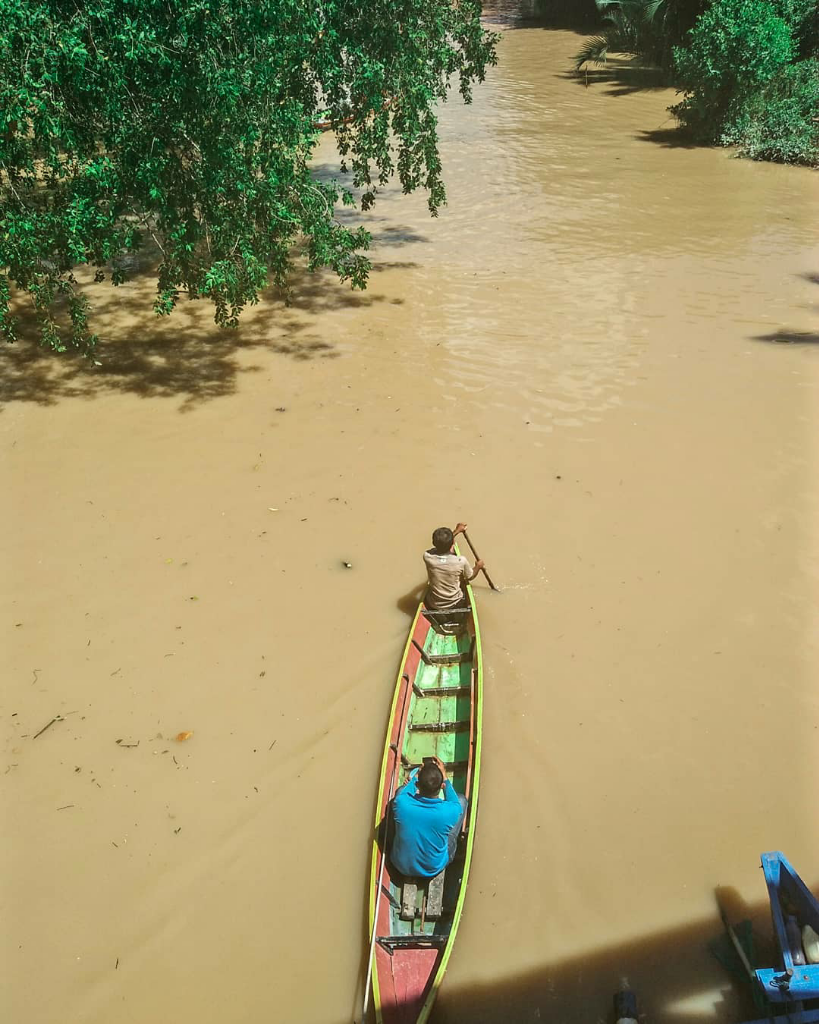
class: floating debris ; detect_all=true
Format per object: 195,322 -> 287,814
33,714 -> 64,740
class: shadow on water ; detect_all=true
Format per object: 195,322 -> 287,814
0,289 -> 340,412
557,63 -> 670,98
634,125 -> 703,150
396,582 -> 427,618
345,881 -> 812,1024
0,250 -> 414,412
371,226 -> 431,247
752,329 -> 819,345
751,273 -> 819,346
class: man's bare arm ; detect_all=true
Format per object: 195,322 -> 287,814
452,523 -> 486,578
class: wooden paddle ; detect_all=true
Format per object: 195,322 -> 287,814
462,530 -> 499,592
717,901 -> 756,984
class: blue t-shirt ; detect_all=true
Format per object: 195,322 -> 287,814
390,769 -> 464,878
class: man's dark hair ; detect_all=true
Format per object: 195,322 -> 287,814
431,527 -> 454,555
417,762 -> 444,796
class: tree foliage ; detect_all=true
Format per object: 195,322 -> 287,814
0,0 -> 497,352
571,0 -> 818,166
718,58 -> 819,162
672,0 -> 795,131
573,0 -> 706,71
672,0 -> 818,164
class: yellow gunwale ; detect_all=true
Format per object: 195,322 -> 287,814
369,569 -> 482,1023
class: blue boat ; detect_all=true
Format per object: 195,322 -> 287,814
725,852 -> 819,1023
608,854 -> 819,1024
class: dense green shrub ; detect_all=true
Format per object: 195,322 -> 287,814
772,0 -> 818,52
572,0 -> 818,164
573,0 -> 706,72
720,59 -> 819,163
671,0 -> 818,164
672,0 -> 795,138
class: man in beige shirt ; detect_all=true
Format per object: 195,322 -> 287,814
423,522 -> 485,610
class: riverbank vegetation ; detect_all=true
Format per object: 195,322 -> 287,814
571,0 -> 819,166
0,0 -> 496,354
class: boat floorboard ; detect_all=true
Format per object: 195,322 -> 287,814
386,623 -> 473,943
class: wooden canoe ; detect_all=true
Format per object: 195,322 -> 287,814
367,575 -> 482,1024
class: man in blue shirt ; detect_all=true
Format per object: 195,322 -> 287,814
390,756 -> 467,878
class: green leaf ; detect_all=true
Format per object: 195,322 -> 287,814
0,0 -> 497,352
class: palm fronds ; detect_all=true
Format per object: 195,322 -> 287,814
574,35 -> 611,69
595,0 -> 668,20
573,0 -> 671,70
642,0 -> 668,21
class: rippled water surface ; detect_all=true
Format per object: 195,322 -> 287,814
2,18 -> 819,1024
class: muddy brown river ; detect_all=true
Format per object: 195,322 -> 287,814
2,14 -> 819,1024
